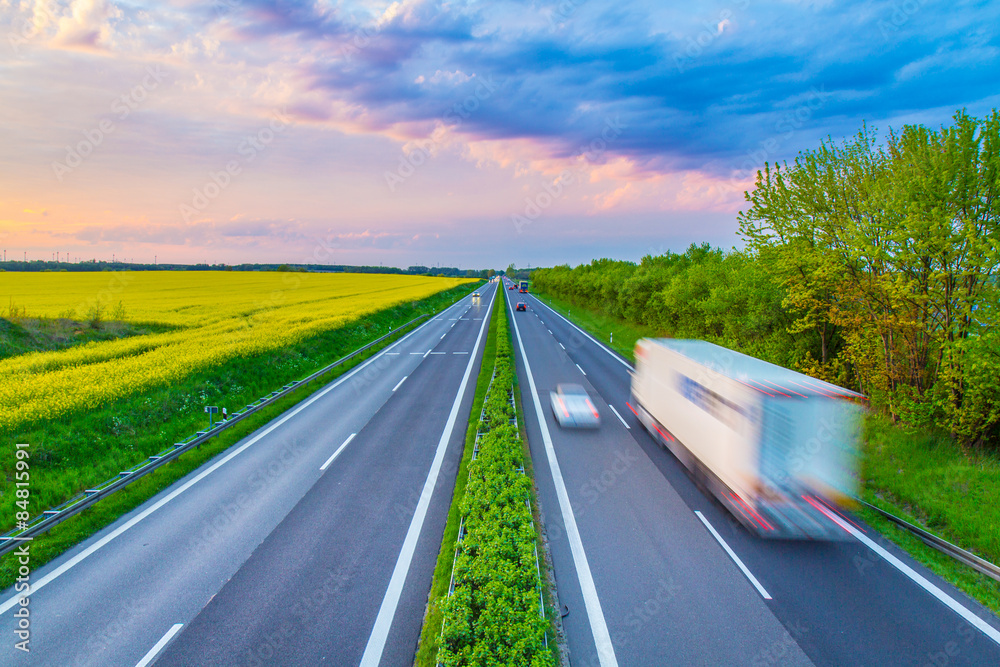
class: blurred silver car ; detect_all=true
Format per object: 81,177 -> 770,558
550,384 -> 600,428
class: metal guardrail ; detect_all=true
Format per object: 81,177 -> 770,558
0,286 -> 480,557
858,499 -> 1000,583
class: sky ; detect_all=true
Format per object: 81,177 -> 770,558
0,0 -> 998,270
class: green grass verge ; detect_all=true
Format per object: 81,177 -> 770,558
535,288 -> 1000,617
0,282 -> 479,590
859,414 -> 1000,614
531,290 -> 656,362
415,292 -> 502,667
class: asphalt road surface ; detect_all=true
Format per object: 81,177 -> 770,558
505,282 -> 1000,667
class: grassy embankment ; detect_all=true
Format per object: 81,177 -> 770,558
416,290 -> 559,665
0,282 -> 476,590
532,288 -> 1000,616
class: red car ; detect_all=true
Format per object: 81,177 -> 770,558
508,285 -> 515,290
516,302 -> 527,311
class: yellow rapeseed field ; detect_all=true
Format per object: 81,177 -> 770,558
0,271 -> 472,432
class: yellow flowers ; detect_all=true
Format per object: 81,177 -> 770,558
0,271 -> 472,432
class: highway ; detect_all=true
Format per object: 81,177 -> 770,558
0,282 -> 497,667
504,281 -> 1000,666
5,275 -> 999,667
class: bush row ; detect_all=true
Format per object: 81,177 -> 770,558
533,110 -> 1000,447
437,307 -> 555,666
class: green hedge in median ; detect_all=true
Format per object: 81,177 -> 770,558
437,303 -> 555,666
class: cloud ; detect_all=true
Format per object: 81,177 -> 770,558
50,0 -> 121,52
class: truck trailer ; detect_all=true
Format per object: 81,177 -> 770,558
630,338 -> 864,539
519,280 -> 529,293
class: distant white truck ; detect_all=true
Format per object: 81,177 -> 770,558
630,338 -> 864,540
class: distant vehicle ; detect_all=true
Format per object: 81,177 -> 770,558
550,384 -> 600,428
630,338 -> 864,540
472,292 -> 480,297
515,302 -> 527,311
508,285 -> 515,290
519,280 -> 529,293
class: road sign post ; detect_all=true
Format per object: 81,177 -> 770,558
204,405 -> 218,429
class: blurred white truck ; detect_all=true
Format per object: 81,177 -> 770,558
630,338 -> 864,540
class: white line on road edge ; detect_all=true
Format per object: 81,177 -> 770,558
0,308 -> 442,616
134,623 -> 183,667
392,376 -> 408,391
359,287 -> 496,667
507,295 -> 619,667
813,503 -> 1000,647
320,433 -> 357,471
530,296 -> 633,370
608,404 -> 630,429
694,511 -> 772,600
576,363 -> 587,376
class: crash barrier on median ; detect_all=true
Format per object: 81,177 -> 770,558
0,287 -> 482,558
437,304 -> 555,666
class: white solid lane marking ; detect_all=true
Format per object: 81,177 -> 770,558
360,288 -> 496,666
507,296 -> 618,667
559,343 -> 566,350
530,296 -> 633,370
813,503 -> 1000,646
608,404 -> 630,429
576,363 -> 587,376
392,376 -> 408,391
134,623 -> 183,667
0,312 -> 436,615
695,511 -> 772,600
320,433 -> 357,471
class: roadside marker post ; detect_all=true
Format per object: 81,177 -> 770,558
204,405 -> 218,429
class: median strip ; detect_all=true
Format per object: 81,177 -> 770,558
435,295 -> 556,666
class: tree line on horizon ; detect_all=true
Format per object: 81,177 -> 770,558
0,259 -> 492,279
532,109 -> 1000,447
